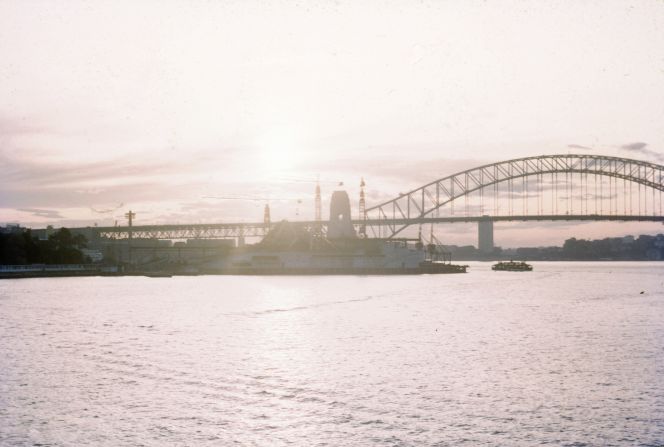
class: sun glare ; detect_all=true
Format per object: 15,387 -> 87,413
256,126 -> 306,173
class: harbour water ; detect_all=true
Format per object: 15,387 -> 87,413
1,262 -> 663,446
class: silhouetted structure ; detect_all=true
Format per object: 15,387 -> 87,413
478,217 -> 494,253
327,190 -> 356,239
0,227 -> 88,265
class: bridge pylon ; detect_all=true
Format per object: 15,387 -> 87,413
478,216 -> 494,254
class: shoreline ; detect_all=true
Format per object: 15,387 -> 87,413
1,260 -> 661,280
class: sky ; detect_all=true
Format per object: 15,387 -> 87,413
1,0 -> 663,247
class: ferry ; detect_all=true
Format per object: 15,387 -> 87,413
492,260 -> 533,272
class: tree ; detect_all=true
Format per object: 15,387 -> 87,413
0,228 -> 88,265
43,228 -> 88,264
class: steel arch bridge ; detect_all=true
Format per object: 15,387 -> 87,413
363,154 -> 664,239
92,154 -> 664,241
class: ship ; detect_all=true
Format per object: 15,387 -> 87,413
491,260 -> 533,272
198,190 -> 467,275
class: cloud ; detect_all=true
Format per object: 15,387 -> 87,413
0,114 -> 51,138
567,144 -> 593,151
1,152 -> 211,188
619,142 -> 664,162
0,181 -> 204,209
17,208 -> 64,219
621,142 -> 648,151
0,143 -> 247,210
310,153 -> 490,190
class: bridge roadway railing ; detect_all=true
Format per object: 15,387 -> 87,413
96,222 -> 272,240
94,214 -> 664,240
97,221 -> 327,240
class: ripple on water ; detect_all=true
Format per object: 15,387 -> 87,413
0,264 -> 663,445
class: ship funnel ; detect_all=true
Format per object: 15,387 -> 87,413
327,190 -> 356,239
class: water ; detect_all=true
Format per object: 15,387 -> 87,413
1,262 -> 663,446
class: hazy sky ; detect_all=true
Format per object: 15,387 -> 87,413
1,0 -> 663,246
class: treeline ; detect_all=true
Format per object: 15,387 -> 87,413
0,228 -> 89,265
559,235 -> 662,260
443,233 -> 664,261
515,234 -> 664,260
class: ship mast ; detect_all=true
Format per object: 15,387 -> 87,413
359,178 -> 366,238
314,178 -> 322,237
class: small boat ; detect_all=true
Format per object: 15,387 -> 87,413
492,260 -> 533,272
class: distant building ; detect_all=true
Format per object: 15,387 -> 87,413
646,248 -> 662,260
186,239 -> 235,248
654,234 -> 664,249
478,218 -> 494,253
621,235 -> 635,245
0,224 -> 23,235
81,248 -> 104,263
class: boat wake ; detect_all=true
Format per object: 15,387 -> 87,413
244,295 -> 381,316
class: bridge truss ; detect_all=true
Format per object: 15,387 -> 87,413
97,222 -> 270,240
93,154 -> 664,241
364,154 -> 664,238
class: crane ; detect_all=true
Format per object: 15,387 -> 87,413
201,195 -> 305,223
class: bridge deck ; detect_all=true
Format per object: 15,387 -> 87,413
90,214 -> 664,240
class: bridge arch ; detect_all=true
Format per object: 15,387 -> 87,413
364,154 -> 664,238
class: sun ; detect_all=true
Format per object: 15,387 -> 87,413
256,126 -> 306,173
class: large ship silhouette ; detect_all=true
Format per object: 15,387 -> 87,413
199,189 -> 467,275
